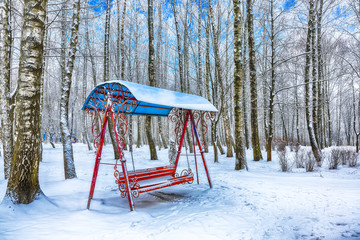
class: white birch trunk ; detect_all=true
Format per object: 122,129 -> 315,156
0,0 -> 13,179
60,0 -> 80,179
5,0 -> 47,203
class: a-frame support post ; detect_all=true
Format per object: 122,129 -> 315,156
190,112 -> 212,188
174,110 -> 190,172
190,112 -> 199,184
87,100 -> 111,209
109,110 -> 135,211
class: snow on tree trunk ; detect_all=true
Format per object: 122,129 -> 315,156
266,0 -> 275,162
147,0 -> 158,160
242,23 -> 250,150
60,0 -> 80,179
247,0 -> 263,161
311,0 -> 319,147
84,4 -> 97,88
0,0 -> 13,179
233,0 -> 247,170
120,0 -> 127,79
317,0 -> 324,148
171,0 -> 184,92
5,0 -> 47,204
197,0 -> 202,96
304,0 -> 322,164
82,53 -> 92,151
103,0 -> 120,159
208,0 -> 230,159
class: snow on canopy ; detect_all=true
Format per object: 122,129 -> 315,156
82,80 -> 218,116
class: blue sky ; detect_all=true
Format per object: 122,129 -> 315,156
284,0 -> 296,10
88,0 -> 113,14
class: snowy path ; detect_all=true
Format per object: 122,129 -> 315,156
1,143 -> 360,239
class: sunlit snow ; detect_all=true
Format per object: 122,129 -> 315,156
0,144 -> 359,239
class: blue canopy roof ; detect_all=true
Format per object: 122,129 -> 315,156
82,80 -> 218,116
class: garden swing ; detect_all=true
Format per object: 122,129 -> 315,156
82,80 -> 217,211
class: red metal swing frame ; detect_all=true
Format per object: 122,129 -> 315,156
84,82 -> 215,211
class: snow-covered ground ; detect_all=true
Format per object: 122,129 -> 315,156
0,143 -> 360,240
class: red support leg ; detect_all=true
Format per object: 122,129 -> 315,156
87,108 -> 110,209
110,110 -> 135,211
174,111 -> 190,172
190,111 -> 199,184
190,113 -> 212,188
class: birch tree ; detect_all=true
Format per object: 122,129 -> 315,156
5,0 -> 47,203
247,0 -> 262,161
265,0 -> 276,162
233,0 -> 247,170
304,0 -> 322,163
104,0 -> 120,159
60,0 -> 81,179
146,0 -> 158,160
0,0 -> 13,179
171,0 -> 184,92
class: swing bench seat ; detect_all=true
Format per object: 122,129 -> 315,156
116,164 -> 194,194
136,174 -> 194,194
120,165 -> 177,182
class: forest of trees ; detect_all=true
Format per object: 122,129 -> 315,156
0,0 -> 359,204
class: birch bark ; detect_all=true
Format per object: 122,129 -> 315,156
60,0 -> 80,179
5,0 -> 47,203
146,0 -> 158,160
0,0 -> 13,179
304,0 -> 322,163
247,0 -> 262,161
233,0 -> 247,170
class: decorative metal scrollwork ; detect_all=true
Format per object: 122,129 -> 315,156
168,108 -> 185,146
130,179 -> 140,198
175,169 -> 194,184
86,83 -> 139,152
114,168 -> 140,198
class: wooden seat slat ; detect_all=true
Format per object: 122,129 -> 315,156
117,165 -> 176,183
137,174 -> 194,194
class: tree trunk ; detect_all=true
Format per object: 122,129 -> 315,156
247,0 -> 262,161
211,122 -> 218,163
5,0 -> 47,204
233,0 -> 247,170
242,26 -> 250,149
147,0 -> 158,160
223,113 -> 233,157
311,0 -> 318,146
134,13 -> 141,149
171,0 -> 184,92
197,0 -> 203,95
116,0 -> 120,77
82,57 -> 92,152
266,0 -> 275,162
103,0 -> 120,159
205,17 -> 211,154
0,0 -> 13,179
120,0 -> 127,79
83,4 -> 93,152
85,11 -> 97,87
209,0 -> 229,159
317,0 -> 324,148
60,0 -> 80,179
217,137 -> 225,155
158,117 -> 167,149
304,0 -> 322,163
